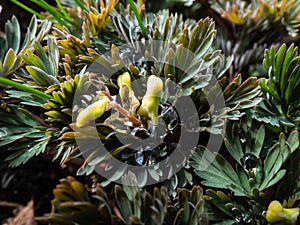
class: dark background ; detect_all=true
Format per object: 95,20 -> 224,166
0,0 -> 55,33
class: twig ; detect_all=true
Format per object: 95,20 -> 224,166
102,88 -> 143,127
0,201 -> 23,208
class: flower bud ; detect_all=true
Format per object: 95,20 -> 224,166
117,72 -> 139,107
266,200 -> 299,224
76,97 -> 109,127
138,75 -> 163,125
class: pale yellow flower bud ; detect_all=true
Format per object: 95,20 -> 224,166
138,75 -> 163,125
76,97 -> 109,127
266,200 -> 300,225
117,72 -> 139,107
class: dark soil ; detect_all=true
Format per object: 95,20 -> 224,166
0,157 -> 76,223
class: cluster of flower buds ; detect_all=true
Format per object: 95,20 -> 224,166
76,73 -> 163,127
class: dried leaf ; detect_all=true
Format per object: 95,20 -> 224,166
4,200 -> 37,225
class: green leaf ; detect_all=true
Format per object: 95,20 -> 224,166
253,125 -> 265,158
173,208 -> 184,225
110,164 -> 127,182
236,166 -> 251,193
0,77 -> 52,100
22,16 -> 38,49
260,139 -> 289,189
47,36 -> 59,76
55,0 -> 72,22
30,0 -> 71,27
280,44 -> 297,94
115,185 -> 132,223
178,189 -> 190,224
22,50 -> 45,69
215,154 -> 240,183
26,66 -> 59,86
196,30 -> 216,59
33,41 -> 52,73
224,122 -> 243,164
0,133 -> 28,147
5,16 -> 21,53
74,0 -> 88,11
143,192 -> 155,225
260,78 -> 280,101
6,90 -> 47,106
136,169 -> 147,187
278,44 -> 298,98
128,0 -> 146,37
264,144 -> 281,174
274,43 -> 286,82
148,168 -> 160,181
189,18 -> 215,58
179,60 -> 203,84
192,147 -> 250,195
6,137 -> 47,167
264,169 -> 286,189
287,130 -> 299,153
1,48 -> 16,75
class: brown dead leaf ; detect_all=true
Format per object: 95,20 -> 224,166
3,200 -> 37,225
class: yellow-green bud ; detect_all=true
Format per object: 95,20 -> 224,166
266,200 -> 300,225
283,208 -> 300,224
117,72 -> 139,107
137,75 -> 163,125
266,201 -> 284,223
76,97 -> 109,127
117,72 -> 131,87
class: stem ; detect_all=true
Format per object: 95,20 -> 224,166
127,0 -> 146,37
102,88 -> 143,126
74,0 -> 88,12
55,0 -> 72,22
111,101 -> 142,126
0,77 -> 53,100
0,201 -> 23,208
10,0 -> 46,19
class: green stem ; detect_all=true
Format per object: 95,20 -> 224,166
127,0 -> 146,37
55,0 -> 72,22
74,0 -> 88,12
10,0 -> 46,19
0,77 -> 53,100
